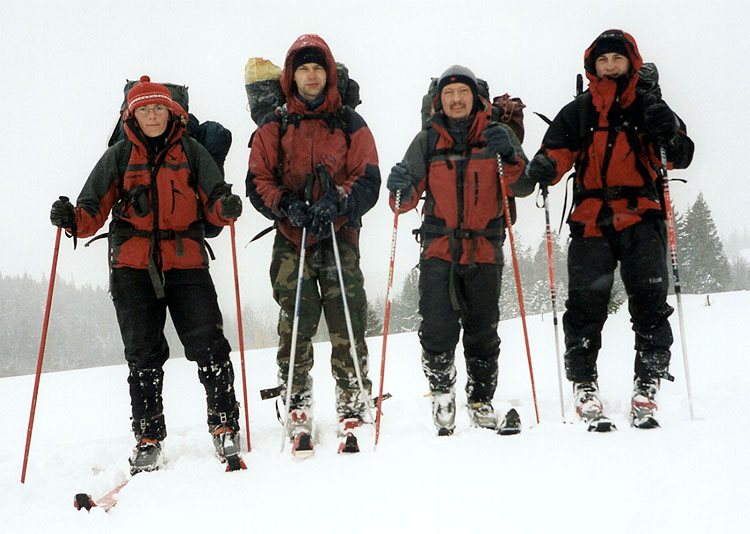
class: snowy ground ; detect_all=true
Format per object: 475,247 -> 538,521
2,291 -> 749,533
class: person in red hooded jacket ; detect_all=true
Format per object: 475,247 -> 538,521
527,30 -> 694,429
386,65 -> 533,436
50,76 -> 246,472
247,35 -> 380,453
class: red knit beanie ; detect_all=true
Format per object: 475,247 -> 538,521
127,75 -> 173,113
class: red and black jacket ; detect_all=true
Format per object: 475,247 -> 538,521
390,98 -> 531,266
72,103 -> 234,273
535,29 -> 694,237
246,34 -> 380,250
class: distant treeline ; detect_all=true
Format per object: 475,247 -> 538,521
3,192 -> 748,377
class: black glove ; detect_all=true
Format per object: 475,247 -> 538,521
287,199 -> 311,228
644,102 -> 678,143
220,193 -> 243,219
309,188 -> 340,240
50,197 -> 75,228
527,154 -> 558,187
482,122 -> 516,162
386,163 -> 414,202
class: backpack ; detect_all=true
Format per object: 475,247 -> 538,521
107,79 -> 233,238
420,77 -> 526,142
244,57 -> 361,126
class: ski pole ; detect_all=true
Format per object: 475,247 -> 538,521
280,224 -> 308,453
659,147 -> 695,420
375,189 -> 401,448
496,156 -> 540,424
541,186 -> 566,422
229,220 -> 252,452
21,218 -> 64,483
329,223 -> 376,427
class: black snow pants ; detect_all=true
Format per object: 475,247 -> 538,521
111,267 -> 239,439
418,258 -> 503,403
563,216 -> 674,383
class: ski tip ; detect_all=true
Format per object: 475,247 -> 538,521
74,493 -> 95,511
337,433 -> 360,454
587,417 -> 617,432
225,455 -> 248,471
497,408 -> 522,436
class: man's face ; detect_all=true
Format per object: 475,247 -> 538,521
594,52 -> 631,79
134,104 -> 170,137
294,62 -> 327,102
441,82 -> 474,120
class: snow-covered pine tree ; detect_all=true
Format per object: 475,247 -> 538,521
679,192 -> 731,293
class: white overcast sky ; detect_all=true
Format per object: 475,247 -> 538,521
1,0 -> 746,314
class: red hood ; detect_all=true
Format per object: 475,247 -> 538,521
280,34 -> 341,114
583,29 -> 643,112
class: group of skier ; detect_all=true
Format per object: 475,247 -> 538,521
49,29 -> 693,471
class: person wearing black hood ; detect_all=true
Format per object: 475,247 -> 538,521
526,30 -> 694,430
386,65 -> 533,436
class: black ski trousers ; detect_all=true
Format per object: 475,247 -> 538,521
418,258 -> 502,402
563,217 -> 674,383
111,267 -> 237,438
111,267 -> 231,368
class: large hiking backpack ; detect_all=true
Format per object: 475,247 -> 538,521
244,57 -> 361,126
420,77 -> 526,142
108,79 -> 232,238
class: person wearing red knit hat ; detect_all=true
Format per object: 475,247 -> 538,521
50,75 -> 247,473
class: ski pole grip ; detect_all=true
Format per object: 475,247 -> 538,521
59,195 -> 70,203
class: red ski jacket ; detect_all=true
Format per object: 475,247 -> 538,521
246,34 -> 380,250
72,104 -> 235,271
391,99 -> 532,265
536,30 -> 694,237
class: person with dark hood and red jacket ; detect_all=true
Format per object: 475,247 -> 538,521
247,34 -> 380,455
386,65 -> 533,436
527,30 -> 694,430
50,76 -> 246,472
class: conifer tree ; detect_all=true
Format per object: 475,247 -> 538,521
680,192 -> 731,293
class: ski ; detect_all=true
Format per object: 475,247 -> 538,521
497,408 -> 522,435
338,433 -> 359,454
586,415 -> 617,432
74,478 -> 130,512
291,431 -> 314,458
631,411 -> 660,429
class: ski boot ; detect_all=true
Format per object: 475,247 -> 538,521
573,381 -> 616,432
211,425 -> 247,471
431,390 -> 456,436
631,377 -> 660,429
129,437 -> 163,475
337,417 -> 362,454
288,408 -> 314,458
467,401 -> 498,430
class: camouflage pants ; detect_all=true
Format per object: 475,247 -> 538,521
270,232 -> 371,419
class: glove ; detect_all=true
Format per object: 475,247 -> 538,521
644,102 -> 678,143
386,163 -> 414,202
309,188 -> 340,240
220,193 -> 243,219
50,197 -> 75,228
287,199 -> 311,228
527,154 -> 558,187
482,122 -> 516,162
